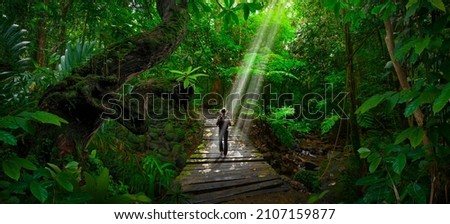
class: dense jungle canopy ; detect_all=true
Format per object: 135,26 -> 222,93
1,0 -> 449,204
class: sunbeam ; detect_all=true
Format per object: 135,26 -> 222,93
226,0 -> 285,134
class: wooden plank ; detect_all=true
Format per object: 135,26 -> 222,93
182,175 -> 280,193
205,184 -> 291,204
178,171 -> 278,185
190,179 -> 285,204
189,152 -> 261,159
182,161 -> 270,170
187,157 -> 265,164
196,149 -> 259,154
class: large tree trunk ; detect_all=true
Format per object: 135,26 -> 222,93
344,22 -> 361,153
37,0 -> 189,154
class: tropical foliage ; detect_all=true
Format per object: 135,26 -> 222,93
1,0 -> 449,204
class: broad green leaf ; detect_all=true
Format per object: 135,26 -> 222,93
399,89 -> 420,103
404,99 -> 421,117
243,4 -> 250,20
96,168 -> 110,201
168,70 -> 184,75
46,163 -> 62,174
0,116 -> 19,129
406,0 -> 419,8
395,127 -> 424,148
371,4 -> 384,15
358,147 -> 371,159
82,172 -> 97,197
65,161 -> 79,169
368,152 -> 381,163
30,181 -> 48,203
392,153 -> 407,174
248,3 -> 263,11
12,157 -> 37,171
428,0 -> 446,12
14,117 -> 34,133
410,127 -> 424,148
414,37 -> 431,55
356,94 -> 386,114
2,159 -> 21,181
395,39 -> 416,60
406,183 -> 427,203
29,111 -> 68,126
386,93 -> 399,112
432,83 -> 450,113
369,155 -> 382,173
395,128 -> 412,145
183,79 -> 190,89
356,174 -> 384,185
0,130 -> 17,145
55,172 -> 74,192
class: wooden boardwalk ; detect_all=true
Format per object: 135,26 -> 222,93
176,117 -> 289,204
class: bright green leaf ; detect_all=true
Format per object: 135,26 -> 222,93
404,99 -> 421,117
395,128 -> 412,145
369,155 -> 382,173
432,83 -> 450,113
356,93 -> 388,114
410,127 -> 424,148
0,130 -> 17,145
392,153 -> 407,174
29,111 -> 68,126
386,93 -> 399,112
399,89 -> 420,103
395,127 -> 424,148
371,4 -> 384,15
406,0 -> 419,9
243,4 -> 250,20
395,39 -> 416,60
2,159 -> 21,181
414,37 -> 431,55
55,172 -> 74,192
168,70 -> 184,75
65,161 -> 79,169
0,116 -> 19,129
46,163 -> 62,174
356,174 -> 384,185
30,181 -> 48,203
358,147 -> 371,159
14,117 -> 34,134
12,157 -> 37,171
367,152 -> 380,163
96,168 -> 110,201
428,0 -> 447,12
183,79 -> 190,89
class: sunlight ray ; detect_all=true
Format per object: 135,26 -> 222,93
226,0 -> 284,134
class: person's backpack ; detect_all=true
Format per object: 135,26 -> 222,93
217,115 -> 227,128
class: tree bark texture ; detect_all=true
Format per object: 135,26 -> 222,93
38,0 -> 189,150
383,20 -> 427,128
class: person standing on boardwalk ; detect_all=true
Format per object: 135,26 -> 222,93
216,108 -> 231,156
